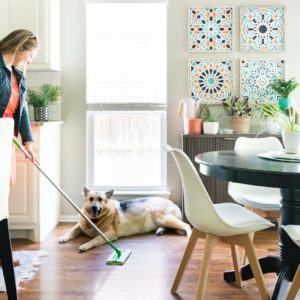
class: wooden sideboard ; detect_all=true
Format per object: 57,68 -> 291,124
181,133 -> 282,204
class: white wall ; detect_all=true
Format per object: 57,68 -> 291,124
167,0 -> 300,207
57,0 -> 300,217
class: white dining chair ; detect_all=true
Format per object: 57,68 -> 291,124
166,145 -> 274,300
281,225 -> 300,300
228,137 -> 283,223
0,118 -> 18,300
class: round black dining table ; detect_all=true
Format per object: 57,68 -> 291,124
195,150 -> 300,300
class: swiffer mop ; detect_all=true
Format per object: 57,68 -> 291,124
13,137 -> 131,265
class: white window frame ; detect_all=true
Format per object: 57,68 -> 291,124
85,0 -> 167,193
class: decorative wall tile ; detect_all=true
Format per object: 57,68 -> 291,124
188,7 -> 233,52
189,60 -> 233,103
240,60 -> 285,102
240,7 -> 285,52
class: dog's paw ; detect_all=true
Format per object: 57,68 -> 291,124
156,227 -> 166,236
58,236 -> 68,243
78,244 -> 89,252
185,226 -> 192,238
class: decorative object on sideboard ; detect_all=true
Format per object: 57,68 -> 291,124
270,78 -> 300,111
222,94 -> 252,134
199,104 -> 219,135
178,98 -> 200,134
27,84 -> 62,122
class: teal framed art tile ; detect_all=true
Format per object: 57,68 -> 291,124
188,7 -> 233,52
240,60 -> 285,102
188,59 -> 233,103
240,6 -> 285,52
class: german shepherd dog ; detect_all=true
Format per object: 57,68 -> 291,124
59,187 -> 191,252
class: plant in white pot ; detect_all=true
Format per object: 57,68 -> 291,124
222,94 -> 252,134
256,102 -> 282,134
270,78 -> 300,111
257,103 -> 300,154
27,84 -> 62,121
199,105 -> 219,135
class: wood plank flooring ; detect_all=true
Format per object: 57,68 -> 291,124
0,223 -> 298,300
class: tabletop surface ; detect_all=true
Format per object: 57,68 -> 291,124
195,150 -> 300,189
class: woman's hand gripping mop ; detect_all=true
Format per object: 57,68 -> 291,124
13,137 -> 131,265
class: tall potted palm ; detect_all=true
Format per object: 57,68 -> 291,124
270,78 -> 299,111
27,84 -> 62,121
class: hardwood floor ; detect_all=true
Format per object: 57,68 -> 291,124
0,224 -> 297,299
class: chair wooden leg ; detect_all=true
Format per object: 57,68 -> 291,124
196,234 -> 219,300
285,265 -> 300,300
0,219 -> 18,300
171,228 -> 199,293
241,233 -> 269,300
241,231 -> 254,266
231,244 -> 242,288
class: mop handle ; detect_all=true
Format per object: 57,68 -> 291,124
13,137 -> 120,252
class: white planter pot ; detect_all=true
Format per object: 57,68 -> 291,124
265,118 -> 281,134
203,122 -> 219,135
282,130 -> 300,154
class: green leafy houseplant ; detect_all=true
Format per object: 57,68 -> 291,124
270,78 -> 300,99
199,104 -> 218,121
222,94 -> 252,133
27,84 -> 62,108
256,102 -> 300,132
222,94 -> 252,117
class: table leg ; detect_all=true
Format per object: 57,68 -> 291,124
270,188 -> 300,299
225,188 -> 300,300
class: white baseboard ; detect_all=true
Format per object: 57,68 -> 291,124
59,214 -> 79,223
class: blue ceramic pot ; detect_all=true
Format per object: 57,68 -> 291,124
278,98 -> 289,111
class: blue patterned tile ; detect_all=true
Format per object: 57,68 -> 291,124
240,60 -> 285,102
241,7 -> 285,52
189,60 -> 233,103
189,7 -> 233,52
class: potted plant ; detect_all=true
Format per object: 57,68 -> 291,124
222,94 -> 252,133
256,102 -> 282,134
27,84 -> 62,121
256,102 -> 300,153
270,78 -> 300,111
199,104 -> 219,134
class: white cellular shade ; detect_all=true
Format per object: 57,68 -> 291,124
89,112 -> 164,187
86,3 -> 167,104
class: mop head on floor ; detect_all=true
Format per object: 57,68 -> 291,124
106,249 -> 132,265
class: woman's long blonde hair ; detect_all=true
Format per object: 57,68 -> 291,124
0,29 -> 38,54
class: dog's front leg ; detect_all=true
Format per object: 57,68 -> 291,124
59,223 -> 82,243
78,230 -> 117,252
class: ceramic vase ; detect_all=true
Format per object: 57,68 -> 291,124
282,130 -> 300,154
34,107 -> 49,122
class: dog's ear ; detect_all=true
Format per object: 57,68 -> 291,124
105,190 -> 114,199
84,187 -> 90,197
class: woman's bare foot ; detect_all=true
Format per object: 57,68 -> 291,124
0,258 -> 21,267
13,258 -> 21,266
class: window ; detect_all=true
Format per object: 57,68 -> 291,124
86,1 -> 167,192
